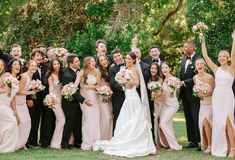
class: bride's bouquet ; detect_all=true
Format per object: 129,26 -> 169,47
193,83 -> 208,100
192,22 -> 208,34
43,93 -> 60,108
115,67 -> 133,89
147,81 -> 162,100
29,79 -> 45,99
54,48 -> 67,58
192,22 -> 208,43
96,86 -> 113,103
166,77 -> 181,98
61,82 -> 77,101
3,76 -> 19,97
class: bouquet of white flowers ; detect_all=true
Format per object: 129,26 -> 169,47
3,76 -> 19,97
115,67 -> 133,89
96,86 -> 113,103
61,82 -> 77,101
43,93 -> 60,108
29,80 -> 45,99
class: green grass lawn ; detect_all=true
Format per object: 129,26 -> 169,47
0,112 -> 226,160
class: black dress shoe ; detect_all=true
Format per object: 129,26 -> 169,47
61,145 -> 71,149
185,142 -> 199,148
197,147 -> 201,151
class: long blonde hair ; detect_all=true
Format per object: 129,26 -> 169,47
82,56 -> 94,84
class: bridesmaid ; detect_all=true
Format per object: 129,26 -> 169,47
16,60 -> 37,150
201,31 -> 235,157
193,58 -> 214,153
0,59 -> 20,153
44,59 -> 65,149
96,55 -> 113,140
158,62 -> 182,150
80,56 -> 101,150
148,63 -> 163,146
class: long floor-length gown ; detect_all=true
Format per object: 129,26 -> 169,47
195,75 -> 213,151
50,74 -> 65,148
80,74 -> 100,150
154,95 -> 163,146
15,73 -> 31,149
98,79 -> 113,140
93,86 -> 156,158
211,67 -> 235,157
159,78 -> 182,150
0,75 -> 19,153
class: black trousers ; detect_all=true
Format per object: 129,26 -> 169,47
182,98 -> 200,144
112,93 -> 125,132
61,105 -> 82,147
149,100 -> 155,143
40,107 -> 55,146
28,102 -> 43,146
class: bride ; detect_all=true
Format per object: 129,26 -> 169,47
93,52 -> 156,158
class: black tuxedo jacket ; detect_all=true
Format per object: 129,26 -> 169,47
139,61 -> 150,85
142,56 -> 162,66
109,63 -> 125,110
62,67 -> 85,105
179,54 -> 200,101
0,49 -> 13,63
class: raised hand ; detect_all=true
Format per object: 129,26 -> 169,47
199,33 -> 205,43
232,30 -> 235,39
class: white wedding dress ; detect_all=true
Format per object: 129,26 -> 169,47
93,87 -> 156,158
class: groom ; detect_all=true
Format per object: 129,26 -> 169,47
109,49 -> 125,131
61,54 -> 92,149
179,40 -> 200,149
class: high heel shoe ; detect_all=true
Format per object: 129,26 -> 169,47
228,148 -> 235,158
204,146 -> 211,153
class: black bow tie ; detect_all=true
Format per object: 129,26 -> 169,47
118,63 -> 125,67
186,56 -> 191,60
152,59 -> 159,63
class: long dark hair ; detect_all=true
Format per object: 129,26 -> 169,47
160,61 -> 172,80
6,59 -> 22,80
44,59 -> 63,85
127,52 -> 136,64
96,55 -> 110,83
149,63 -> 162,81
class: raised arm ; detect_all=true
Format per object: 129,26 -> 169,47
200,34 -> 218,74
231,30 -> 235,76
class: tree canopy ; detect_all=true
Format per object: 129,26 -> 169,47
0,0 -> 234,73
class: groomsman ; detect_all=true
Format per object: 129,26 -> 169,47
27,50 -> 45,146
61,54 -> 92,149
179,40 -> 200,149
0,48 -> 13,63
109,49 -> 125,130
142,45 -> 162,66
40,47 -> 57,148
95,39 -> 113,64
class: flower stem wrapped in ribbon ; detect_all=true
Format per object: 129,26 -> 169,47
61,82 -> 77,101
96,86 -> 113,103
